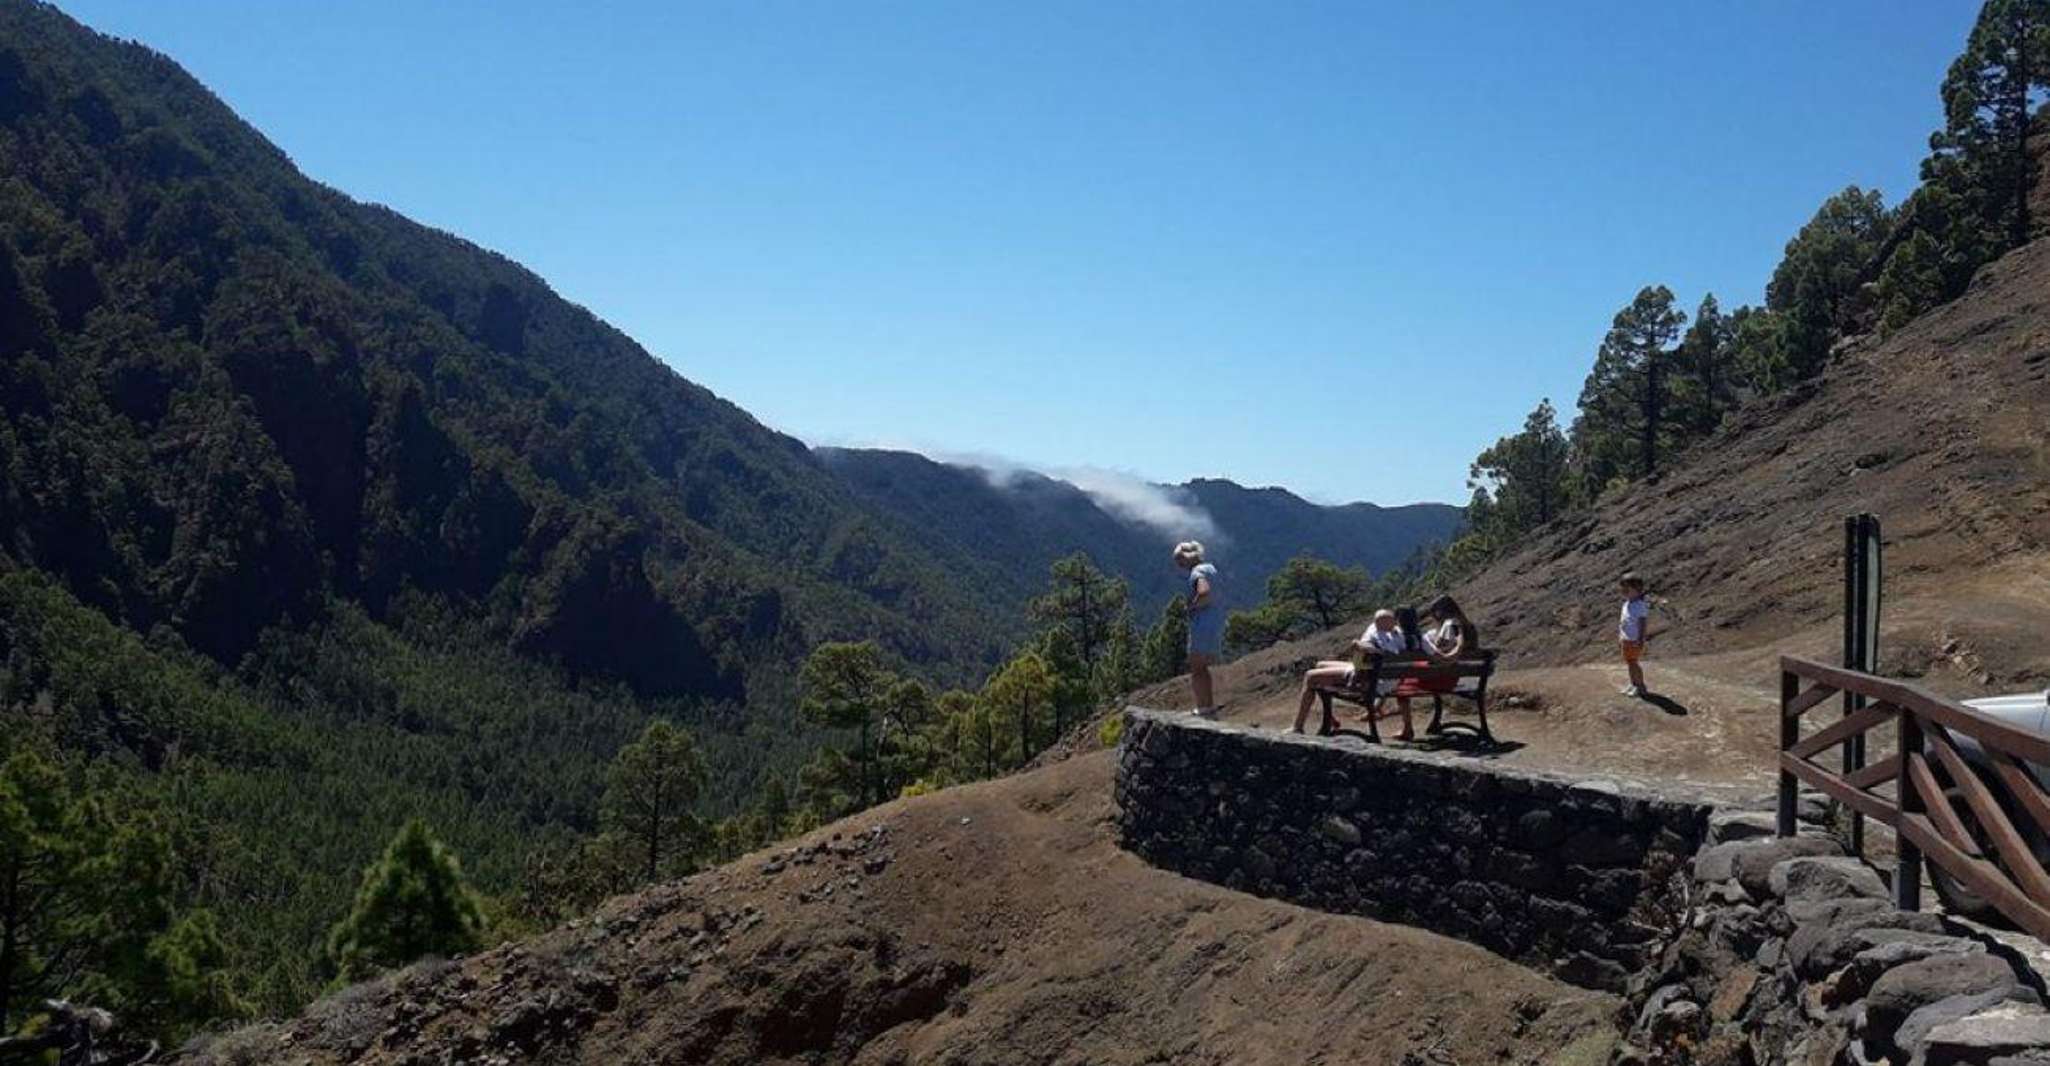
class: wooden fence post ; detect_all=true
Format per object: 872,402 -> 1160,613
1895,709 -> 1924,912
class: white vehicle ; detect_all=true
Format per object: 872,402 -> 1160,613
1925,689 -> 2050,923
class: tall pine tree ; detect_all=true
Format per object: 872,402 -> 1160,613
1573,286 -> 1686,491
601,719 -> 708,884
1468,398 -> 1573,547
1764,187 -> 1892,380
1881,1 -> 2050,325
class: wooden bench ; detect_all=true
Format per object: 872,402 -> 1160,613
1310,650 -> 1499,745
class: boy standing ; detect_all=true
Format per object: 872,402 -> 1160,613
1618,573 -> 1651,697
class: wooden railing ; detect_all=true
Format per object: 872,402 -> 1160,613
1779,655 -> 2050,941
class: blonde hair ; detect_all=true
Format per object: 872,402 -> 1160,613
1172,540 -> 1205,565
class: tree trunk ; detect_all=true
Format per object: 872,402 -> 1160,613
0,862 -> 16,1032
1643,353 -> 1662,477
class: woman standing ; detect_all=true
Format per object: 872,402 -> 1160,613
1174,541 -> 1222,717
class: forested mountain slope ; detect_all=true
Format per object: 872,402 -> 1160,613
0,0 -> 1015,712
0,0 -> 1019,1014
820,447 -> 1461,612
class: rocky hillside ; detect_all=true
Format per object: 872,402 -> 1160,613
1450,231 -> 2050,693
179,749 -> 1619,1066
822,447 -> 1461,613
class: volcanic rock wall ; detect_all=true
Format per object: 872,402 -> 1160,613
1113,709 -> 1714,992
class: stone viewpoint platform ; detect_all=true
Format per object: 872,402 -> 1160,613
1115,708 -> 1716,992
1114,708 -> 2050,1065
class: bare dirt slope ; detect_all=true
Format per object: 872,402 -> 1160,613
1120,234 -> 2050,806
186,752 -> 1617,1066
1460,235 -> 2050,688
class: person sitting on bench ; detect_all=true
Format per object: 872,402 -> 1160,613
1289,609 -> 1405,734
1421,594 -> 1480,661
1385,596 -> 1484,710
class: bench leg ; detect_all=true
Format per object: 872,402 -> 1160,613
1427,695 -> 1445,735
1365,697 -> 1381,743
1476,695 -> 1494,745
1318,691 -> 1335,737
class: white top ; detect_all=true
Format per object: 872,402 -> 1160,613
1363,626 -> 1409,656
1619,597 -> 1649,642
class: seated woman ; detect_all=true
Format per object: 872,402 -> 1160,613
1387,595 -> 1484,704
1422,594 -> 1481,659
1289,609 -> 1405,734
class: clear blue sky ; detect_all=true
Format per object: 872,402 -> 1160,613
61,1 -> 1976,506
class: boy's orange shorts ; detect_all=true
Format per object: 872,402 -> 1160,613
1620,639 -> 1645,664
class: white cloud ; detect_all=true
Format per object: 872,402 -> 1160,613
825,439 -> 1222,543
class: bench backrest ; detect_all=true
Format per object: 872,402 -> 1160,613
1352,649 -> 1497,681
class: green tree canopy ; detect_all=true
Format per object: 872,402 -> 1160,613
1026,553 -> 1129,690
981,652 -> 1056,771
326,818 -> 484,981
1467,399 -> 1573,548
798,641 -> 896,811
1764,186 -> 1892,378
601,719 -> 708,884
1573,285 -> 1687,489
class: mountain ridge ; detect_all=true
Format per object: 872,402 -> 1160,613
818,446 -> 1462,613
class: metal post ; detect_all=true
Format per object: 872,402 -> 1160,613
1778,666 -> 1800,837
1853,516 -> 1869,856
1896,708 -> 1924,912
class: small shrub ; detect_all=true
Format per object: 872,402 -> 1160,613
1097,714 -> 1125,747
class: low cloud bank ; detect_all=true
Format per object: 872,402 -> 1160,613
927,450 -> 1221,544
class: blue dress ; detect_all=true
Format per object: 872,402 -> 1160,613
1185,563 -> 1224,656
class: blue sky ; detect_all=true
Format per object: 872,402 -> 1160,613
63,1 -> 1976,506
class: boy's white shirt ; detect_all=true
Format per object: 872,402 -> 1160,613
1619,597 -> 1649,641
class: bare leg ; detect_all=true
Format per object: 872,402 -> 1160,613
1628,660 -> 1646,693
1395,697 -> 1414,740
1189,652 -> 1214,711
1294,665 -> 1352,732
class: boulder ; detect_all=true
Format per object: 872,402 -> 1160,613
1920,1002 -> 2050,1065
1692,836 -> 1841,895
1787,899 -> 1949,980
1838,931 -> 1986,1003
1707,811 -> 1779,845
1767,856 -> 1888,904
1866,953 -> 2030,1056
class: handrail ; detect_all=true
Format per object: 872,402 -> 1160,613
1777,655 -> 2050,942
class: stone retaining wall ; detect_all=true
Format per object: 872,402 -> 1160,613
1114,708 -> 1715,992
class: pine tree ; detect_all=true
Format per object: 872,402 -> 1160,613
1223,603 -> 1298,653
1267,555 -> 1373,631
1468,399 -> 1573,547
1672,295 -> 1738,436
1099,606 -> 1140,702
1939,0 -> 2049,250
601,719 -> 708,884
1138,598 -> 1189,685
756,774 -> 792,839
1764,187 -> 1891,379
1879,2 -> 2050,325
798,641 -> 896,809
1573,286 -> 1686,490
1026,554 -> 1128,689
1875,228 -> 1948,334
1727,305 -> 1792,394
982,652 -> 1055,769
327,819 -> 484,981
